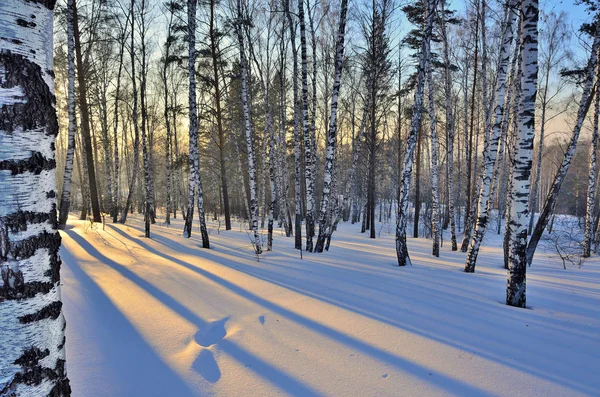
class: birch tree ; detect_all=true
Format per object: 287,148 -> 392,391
584,87 -> 599,257
299,0 -> 316,252
526,17 -> 600,267
234,0 -> 262,254
506,0 -> 539,308
396,0 -> 438,267
284,0 -> 303,250
314,0 -> 349,253
58,0 -> 78,227
465,0 -> 517,272
439,0 -> 457,251
0,0 -> 71,394
183,0 -> 210,248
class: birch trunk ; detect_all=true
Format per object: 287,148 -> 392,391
461,5 -> 480,251
162,7 -> 175,226
119,0 -> 140,224
72,0 -> 101,222
111,10 -> 129,223
58,0 -> 78,227
526,22 -> 600,266
425,35 -> 441,257
299,0 -> 315,252
315,0 -> 348,253
507,0 -> 538,308
284,0 -> 303,250
183,0 -> 210,248
465,0 -> 517,272
396,0 -> 438,266
440,0 -> 457,251
0,0 -> 71,394
235,2 -> 262,254
584,81 -> 600,257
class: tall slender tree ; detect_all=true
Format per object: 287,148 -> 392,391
506,0 -> 539,308
315,0 -> 349,252
396,0 -> 438,266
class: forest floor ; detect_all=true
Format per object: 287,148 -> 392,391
59,214 -> 600,396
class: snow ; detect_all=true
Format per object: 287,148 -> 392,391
60,215 -> 600,396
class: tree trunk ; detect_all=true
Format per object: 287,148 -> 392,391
465,0 -> 517,272
440,0 -> 457,251
58,0 -> 78,227
584,78 -> 600,257
461,4 -> 480,251
298,0 -> 315,252
507,0 -> 538,308
72,0 -> 101,222
210,0 -> 231,231
425,36 -> 441,256
0,0 -> 71,394
315,0 -> 348,252
235,1 -> 262,254
396,0 -> 438,266
526,21 -> 600,266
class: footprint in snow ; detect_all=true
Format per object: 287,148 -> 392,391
195,316 -> 229,347
381,373 -> 388,379
258,315 -> 265,325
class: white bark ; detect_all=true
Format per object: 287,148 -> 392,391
507,0 -> 538,308
0,0 -> 71,394
465,0 -> 517,272
425,34 -> 441,257
235,2 -> 262,254
315,0 -> 348,253
396,0 -> 438,266
58,0 -> 78,227
584,88 -> 599,257
526,20 -> 600,266
298,0 -> 315,252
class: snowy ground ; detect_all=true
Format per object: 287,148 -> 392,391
59,214 -> 600,396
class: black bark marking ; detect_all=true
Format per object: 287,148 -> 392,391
19,300 -> 62,323
16,18 -> 36,28
1,349 -> 70,396
0,52 -> 58,137
0,151 -> 56,176
1,211 -> 52,233
0,280 -> 54,301
24,0 -> 57,10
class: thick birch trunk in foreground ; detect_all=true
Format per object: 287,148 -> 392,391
465,0 -> 517,272
315,0 -> 348,253
396,0 -> 438,267
58,0 -> 78,227
506,0 -> 538,308
526,22 -> 600,267
0,0 -> 71,394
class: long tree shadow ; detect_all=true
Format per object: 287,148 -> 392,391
60,244 -> 197,397
64,230 -> 322,396
102,226 -> 498,396
119,225 -> 600,396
